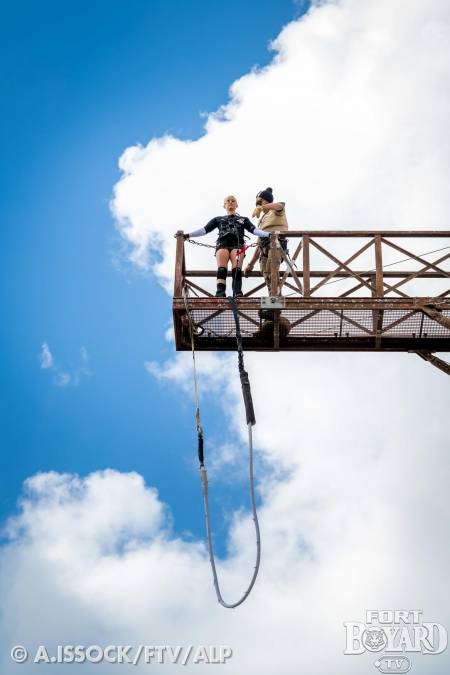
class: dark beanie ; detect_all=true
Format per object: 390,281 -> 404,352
256,187 -> 273,203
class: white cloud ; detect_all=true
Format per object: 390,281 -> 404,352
39,342 -> 54,370
1,426 -> 449,673
111,0 -> 450,289
145,351 -> 230,394
113,0 -> 449,667
39,344 -> 92,387
6,1 -> 450,673
54,371 -> 71,387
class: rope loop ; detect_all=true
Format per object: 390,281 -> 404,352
183,287 -> 261,608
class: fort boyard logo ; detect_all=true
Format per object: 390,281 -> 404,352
344,610 -> 447,673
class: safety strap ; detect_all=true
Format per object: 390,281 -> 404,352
183,288 -> 261,608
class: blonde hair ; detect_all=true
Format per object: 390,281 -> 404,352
223,195 -> 237,205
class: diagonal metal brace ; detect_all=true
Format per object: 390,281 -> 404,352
421,305 -> 450,331
278,242 -> 303,294
416,351 -> 450,376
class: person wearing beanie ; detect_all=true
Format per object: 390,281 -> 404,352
244,188 -> 289,293
254,187 -> 274,205
180,195 -> 269,297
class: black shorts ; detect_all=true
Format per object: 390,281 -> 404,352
215,245 -> 244,255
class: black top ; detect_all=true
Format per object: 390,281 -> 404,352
204,214 -> 257,248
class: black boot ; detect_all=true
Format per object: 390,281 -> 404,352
215,283 -> 226,297
232,267 -> 243,297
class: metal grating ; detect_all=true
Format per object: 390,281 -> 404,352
187,308 -> 450,340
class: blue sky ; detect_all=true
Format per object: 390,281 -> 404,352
0,0 -> 303,539
1,2 -> 450,671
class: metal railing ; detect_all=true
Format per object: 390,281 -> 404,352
173,230 -> 450,352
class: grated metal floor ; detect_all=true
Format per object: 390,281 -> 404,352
187,308 -> 450,340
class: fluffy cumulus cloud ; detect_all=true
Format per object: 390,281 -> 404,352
3,1 -> 450,673
111,0 -> 450,286
1,414 -> 449,673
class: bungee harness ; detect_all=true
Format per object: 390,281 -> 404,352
235,243 -> 252,259
183,288 -> 261,608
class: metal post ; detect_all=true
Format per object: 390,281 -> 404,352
302,234 -> 310,297
174,231 -> 185,297
270,233 -> 279,297
370,273 -> 384,349
374,235 -> 384,297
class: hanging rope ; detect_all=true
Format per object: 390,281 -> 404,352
182,289 -> 204,465
183,287 -> 261,608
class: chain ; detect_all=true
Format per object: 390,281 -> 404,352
187,239 -> 258,251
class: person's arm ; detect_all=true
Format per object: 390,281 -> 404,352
244,219 -> 270,275
244,245 -> 261,276
262,201 -> 285,213
184,227 -> 206,239
253,226 -> 270,238
243,218 -> 269,239
182,217 -> 218,239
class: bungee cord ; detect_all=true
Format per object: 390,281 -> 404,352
200,420 -> 261,609
182,287 -> 261,608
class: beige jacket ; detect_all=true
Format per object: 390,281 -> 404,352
258,204 -> 288,232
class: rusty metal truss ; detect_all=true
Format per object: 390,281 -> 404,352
173,230 -> 450,355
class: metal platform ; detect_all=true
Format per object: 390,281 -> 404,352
173,230 -> 450,352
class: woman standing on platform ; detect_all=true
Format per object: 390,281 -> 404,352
182,195 -> 269,297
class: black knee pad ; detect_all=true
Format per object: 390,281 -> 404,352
217,266 -> 227,281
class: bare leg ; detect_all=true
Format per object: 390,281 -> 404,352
215,249 -> 231,296
229,249 -> 243,269
230,249 -> 243,296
